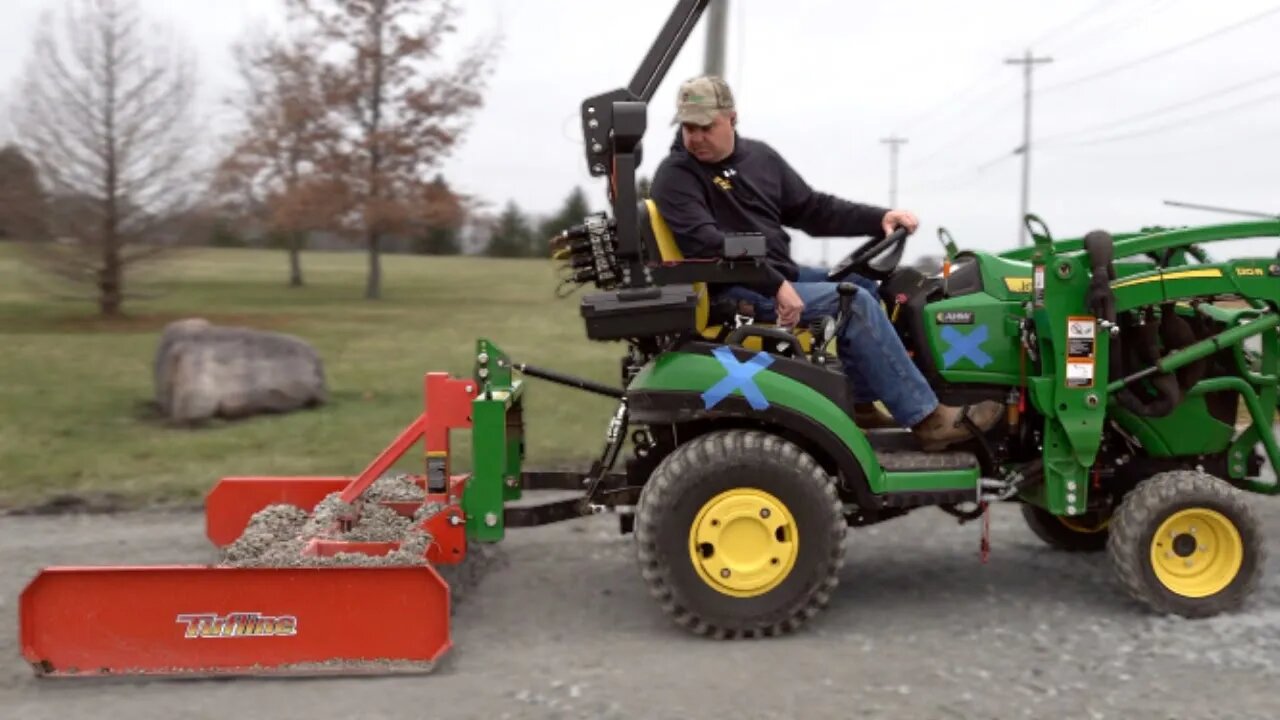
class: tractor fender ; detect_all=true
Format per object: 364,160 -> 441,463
624,346 -> 888,501
627,390 -> 882,508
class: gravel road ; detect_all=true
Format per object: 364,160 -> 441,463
3,467 -> 1279,720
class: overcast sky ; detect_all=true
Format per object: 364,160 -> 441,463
2,0 -> 1278,265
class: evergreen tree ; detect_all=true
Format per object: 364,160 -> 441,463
0,144 -> 48,240
413,175 -> 465,255
535,186 -> 591,256
414,225 -> 461,255
487,201 -> 534,257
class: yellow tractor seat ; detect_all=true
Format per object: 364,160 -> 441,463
637,199 -> 814,354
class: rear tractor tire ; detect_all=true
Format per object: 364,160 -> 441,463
1107,470 -> 1264,618
1021,503 -> 1111,553
634,430 -> 847,638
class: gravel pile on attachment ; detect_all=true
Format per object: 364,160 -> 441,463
362,473 -> 427,502
221,505 -> 310,565
220,476 -> 434,568
297,493 -> 359,538
414,501 -> 449,522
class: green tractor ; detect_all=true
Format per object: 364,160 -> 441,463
528,0 -> 1280,636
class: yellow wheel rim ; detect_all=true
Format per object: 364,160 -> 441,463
1149,508 -> 1244,598
688,488 -> 798,598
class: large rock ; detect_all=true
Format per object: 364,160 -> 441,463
154,318 -> 327,423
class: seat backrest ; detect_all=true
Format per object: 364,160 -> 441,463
639,199 -> 710,331
638,199 -> 814,353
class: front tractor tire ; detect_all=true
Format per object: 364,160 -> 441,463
634,430 -> 847,638
1021,503 -> 1111,553
1107,470 -> 1264,618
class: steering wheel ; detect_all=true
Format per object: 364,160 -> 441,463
827,226 -> 911,283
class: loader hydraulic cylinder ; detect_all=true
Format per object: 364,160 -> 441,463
1110,313 -> 1278,390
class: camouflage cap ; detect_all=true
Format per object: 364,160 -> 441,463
672,75 -> 735,126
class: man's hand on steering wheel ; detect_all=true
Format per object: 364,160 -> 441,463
882,209 -> 919,237
827,209 -> 920,283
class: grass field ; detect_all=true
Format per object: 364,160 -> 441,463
0,245 -> 624,509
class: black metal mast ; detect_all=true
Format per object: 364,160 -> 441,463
578,0 -> 713,286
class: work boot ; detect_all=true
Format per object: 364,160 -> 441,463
853,402 -> 898,430
911,401 -> 1003,452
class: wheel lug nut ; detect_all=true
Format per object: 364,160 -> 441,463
760,508 -> 771,519
720,569 -> 731,578
1184,560 -> 1194,568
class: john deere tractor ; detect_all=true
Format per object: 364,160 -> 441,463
536,0 -> 1280,637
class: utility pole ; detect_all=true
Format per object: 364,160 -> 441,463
704,0 -> 729,77
1005,49 -> 1052,247
880,135 -> 908,208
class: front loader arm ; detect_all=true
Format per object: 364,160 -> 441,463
1023,245 -> 1110,517
1026,218 -> 1280,506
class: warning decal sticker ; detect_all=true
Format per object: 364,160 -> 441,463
1066,315 -> 1096,388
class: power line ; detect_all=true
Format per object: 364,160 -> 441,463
901,94 -> 1020,168
895,0 -> 1160,136
1039,0 -> 1182,53
891,1 -> 1161,158
1029,0 -> 1113,48
1059,89 -> 1280,147
1039,124 -> 1277,160
896,0 -> 1139,133
900,148 -> 1017,195
1040,4 -> 1280,95
1038,68 -> 1280,145
898,1 -> 1259,173
892,65 -> 1015,136
904,147 -> 1015,193
976,150 -> 1016,173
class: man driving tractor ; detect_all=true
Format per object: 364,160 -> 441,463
650,75 -> 1002,451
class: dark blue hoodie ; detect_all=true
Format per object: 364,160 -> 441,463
650,131 -> 889,297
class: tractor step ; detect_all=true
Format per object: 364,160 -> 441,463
21,565 -> 451,678
875,450 -> 979,472
863,431 -> 984,507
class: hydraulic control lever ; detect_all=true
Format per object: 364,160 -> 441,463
837,282 -> 857,325
805,282 -> 858,365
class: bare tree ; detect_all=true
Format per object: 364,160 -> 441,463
215,32 -> 340,288
11,0 -> 198,316
289,0 -> 497,299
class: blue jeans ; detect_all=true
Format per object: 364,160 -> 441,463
716,266 -> 939,427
